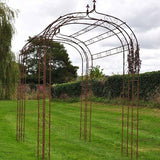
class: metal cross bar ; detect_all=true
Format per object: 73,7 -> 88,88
92,45 -> 128,60
70,20 -> 104,37
84,30 -> 121,46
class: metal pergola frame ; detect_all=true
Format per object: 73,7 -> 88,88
16,1 -> 141,160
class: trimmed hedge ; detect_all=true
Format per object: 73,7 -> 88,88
139,71 -> 160,99
51,81 -> 81,98
52,71 -> 160,100
103,75 -> 123,99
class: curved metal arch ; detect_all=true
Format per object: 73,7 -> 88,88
89,10 -> 140,72
53,35 -> 88,74
80,16 -> 137,72
58,15 -> 139,74
88,4 -> 139,46
20,17 -> 130,82
43,20 -> 92,68
40,9 -> 139,56
17,3 -> 140,160
60,21 -> 129,54
55,19 -> 130,76
93,10 -> 140,70
21,9 -> 140,60
41,17 -> 129,70
56,32 -> 93,69
95,10 -> 139,46
21,12 -> 133,61
36,13 -> 133,71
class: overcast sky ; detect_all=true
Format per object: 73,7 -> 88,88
8,0 -> 160,75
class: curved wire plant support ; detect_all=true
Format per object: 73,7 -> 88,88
17,1 -> 141,160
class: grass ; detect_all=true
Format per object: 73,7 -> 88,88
0,100 -> 160,160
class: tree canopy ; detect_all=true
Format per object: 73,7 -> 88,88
25,38 -> 78,85
0,1 -> 18,99
90,65 -> 105,80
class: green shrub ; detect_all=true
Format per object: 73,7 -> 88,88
52,81 -> 81,98
51,71 -> 160,105
103,75 -> 123,99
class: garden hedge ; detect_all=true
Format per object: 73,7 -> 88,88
52,71 -> 160,100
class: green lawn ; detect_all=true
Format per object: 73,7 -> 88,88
0,100 -> 160,160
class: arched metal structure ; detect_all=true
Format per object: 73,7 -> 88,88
17,1 -> 141,160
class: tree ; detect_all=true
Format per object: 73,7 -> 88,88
0,1 -> 18,99
90,65 -> 105,80
25,38 -> 78,84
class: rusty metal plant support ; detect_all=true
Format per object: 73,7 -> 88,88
16,55 -> 26,142
17,0 -> 140,160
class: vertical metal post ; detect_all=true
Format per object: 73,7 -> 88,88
80,61 -> 84,140
19,55 -> 22,141
48,47 -> 52,160
80,83 -> 83,140
16,55 -> 21,141
121,50 -> 125,156
36,39 -> 52,160
131,74 -> 134,160
126,72 -> 130,157
136,48 -> 140,160
89,58 -> 93,142
22,54 -> 26,142
89,83 -> 92,142
84,75 -> 88,141
37,47 -> 41,160
130,40 -> 134,160
21,56 -> 24,141
127,50 -> 131,157
16,86 -> 19,140
136,74 -> 139,160
42,47 -> 46,160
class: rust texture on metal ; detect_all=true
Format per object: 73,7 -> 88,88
17,1 -> 140,159
16,55 -> 26,142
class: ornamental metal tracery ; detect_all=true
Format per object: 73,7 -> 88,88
17,1 -> 140,160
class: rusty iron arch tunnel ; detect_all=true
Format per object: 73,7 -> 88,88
16,1 -> 141,160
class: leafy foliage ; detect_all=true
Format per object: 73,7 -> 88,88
52,81 -> 81,98
138,71 -> 160,100
52,71 -> 160,102
103,75 -> 123,99
0,2 -> 18,99
90,65 -> 105,80
25,39 -> 78,84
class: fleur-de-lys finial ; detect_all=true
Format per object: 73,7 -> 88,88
86,4 -> 90,15
93,0 -> 96,10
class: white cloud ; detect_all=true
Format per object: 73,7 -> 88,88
138,27 -> 160,49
